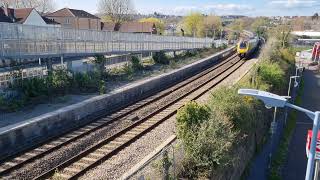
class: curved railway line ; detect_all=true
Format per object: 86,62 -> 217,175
0,51 -> 245,180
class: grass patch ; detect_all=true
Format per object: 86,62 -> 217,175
269,79 -> 305,180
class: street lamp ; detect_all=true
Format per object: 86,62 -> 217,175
296,66 -> 304,77
238,89 -> 320,180
284,75 -> 300,124
288,75 -> 300,97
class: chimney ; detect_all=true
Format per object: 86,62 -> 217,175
3,8 -> 8,16
3,3 -> 9,16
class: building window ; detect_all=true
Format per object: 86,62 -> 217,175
65,18 -> 70,24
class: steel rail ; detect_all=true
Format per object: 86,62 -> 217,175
0,51 -> 236,177
34,56 -> 244,180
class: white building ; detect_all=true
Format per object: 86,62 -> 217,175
0,7 -> 60,27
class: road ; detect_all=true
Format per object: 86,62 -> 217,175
283,68 -> 320,180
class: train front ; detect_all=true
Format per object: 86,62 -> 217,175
237,40 -> 249,58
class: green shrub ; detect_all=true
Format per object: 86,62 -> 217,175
72,71 -> 102,92
50,68 -> 71,93
177,101 -> 210,140
99,80 -> 106,95
257,61 -> 285,91
153,51 -> 169,64
21,77 -> 48,98
176,101 -> 238,178
130,56 -> 143,70
123,63 -> 134,75
208,87 -> 259,134
185,50 -> 197,57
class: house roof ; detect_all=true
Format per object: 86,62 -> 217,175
42,16 -> 60,25
0,8 -> 13,23
12,8 -> 33,23
0,7 -> 59,25
46,8 -> 100,19
69,8 -> 100,19
0,7 -> 34,23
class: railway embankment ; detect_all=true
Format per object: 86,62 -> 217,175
0,47 -> 235,161
130,38 -> 299,180
178,40 -> 299,180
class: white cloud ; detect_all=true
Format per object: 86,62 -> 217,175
270,0 -> 318,7
173,6 -> 199,14
204,4 -> 254,11
171,3 -> 254,15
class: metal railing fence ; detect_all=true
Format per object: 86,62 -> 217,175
0,22 -> 213,59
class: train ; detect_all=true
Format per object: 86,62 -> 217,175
312,42 -> 320,61
237,37 -> 260,59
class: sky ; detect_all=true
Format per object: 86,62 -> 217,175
55,0 -> 320,16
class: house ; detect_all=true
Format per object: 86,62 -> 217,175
45,8 -> 101,30
0,7 -> 59,27
102,22 -> 157,34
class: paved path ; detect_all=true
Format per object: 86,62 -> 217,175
247,65 -> 320,180
247,109 -> 286,180
283,68 -> 320,180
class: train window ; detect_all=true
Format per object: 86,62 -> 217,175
240,42 -> 247,49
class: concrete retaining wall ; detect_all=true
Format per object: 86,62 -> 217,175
0,47 -> 235,160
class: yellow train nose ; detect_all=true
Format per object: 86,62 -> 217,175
238,49 -> 247,54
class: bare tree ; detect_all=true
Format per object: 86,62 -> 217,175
98,0 -> 135,31
0,0 -> 16,8
0,0 -> 55,14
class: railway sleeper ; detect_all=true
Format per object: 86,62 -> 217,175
55,173 -> 71,179
82,157 -> 97,162
90,153 -> 105,158
64,167 -> 81,173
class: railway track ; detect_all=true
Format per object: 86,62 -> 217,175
0,52 -> 243,179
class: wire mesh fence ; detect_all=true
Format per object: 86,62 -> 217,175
123,137 -> 184,180
0,22 -> 213,59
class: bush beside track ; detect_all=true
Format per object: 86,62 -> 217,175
174,37 -> 301,179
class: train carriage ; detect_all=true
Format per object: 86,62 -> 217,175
237,37 -> 260,59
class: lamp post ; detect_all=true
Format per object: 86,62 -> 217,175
296,66 -> 304,77
284,75 -> 300,124
288,76 -> 300,98
238,89 -> 319,180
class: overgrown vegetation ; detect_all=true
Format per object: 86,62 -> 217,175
175,32 -> 299,178
269,80 -> 305,180
152,51 -> 170,65
0,55 -> 107,112
1,47 -> 226,112
176,86 -> 267,178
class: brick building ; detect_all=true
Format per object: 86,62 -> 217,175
45,8 -> 101,30
101,21 -> 157,34
0,7 -> 59,26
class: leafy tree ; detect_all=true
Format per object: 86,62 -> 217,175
139,17 -> 165,35
229,18 -> 245,32
204,15 -> 222,38
271,24 -> 292,48
182,12 -> 205,37
251,17 -> 270,37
